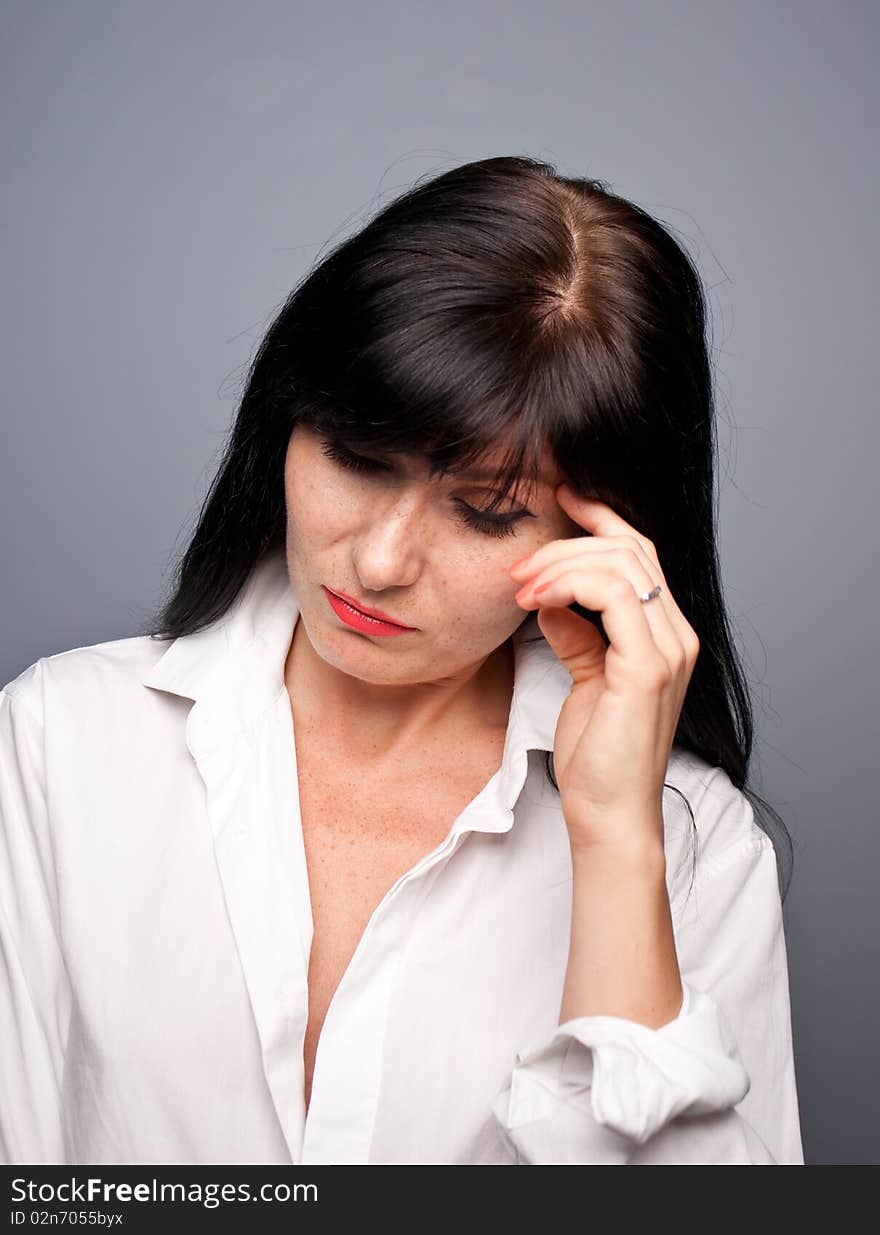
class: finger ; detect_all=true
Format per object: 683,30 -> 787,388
510,535 -> 666,589
524,568 -> 673,675
511,539 -> 695,651
554,486 -> 663,570
517,557 -> 685,673
515,551 -> 657,609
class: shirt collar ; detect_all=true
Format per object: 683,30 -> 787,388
141,548 -> 572,817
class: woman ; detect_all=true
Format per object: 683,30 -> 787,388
0,155 -> 803,1165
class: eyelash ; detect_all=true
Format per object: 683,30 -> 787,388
318,440 -> 525,540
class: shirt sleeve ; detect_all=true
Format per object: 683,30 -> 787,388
491,799 -> 803,1165
0,677 -> 72,1165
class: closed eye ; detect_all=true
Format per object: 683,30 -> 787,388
319,437 -> 535,538
452,502 -> 532,539
319,440 -> 393,474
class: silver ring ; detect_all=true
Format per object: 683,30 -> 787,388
639,584 -> 663,603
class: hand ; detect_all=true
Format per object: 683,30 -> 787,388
508,484 -> 700,853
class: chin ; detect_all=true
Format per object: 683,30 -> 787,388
302,611 -> 415,679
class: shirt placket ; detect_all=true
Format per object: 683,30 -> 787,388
299,750 -> 530,1164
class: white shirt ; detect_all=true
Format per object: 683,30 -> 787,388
0,548 -> 803,1165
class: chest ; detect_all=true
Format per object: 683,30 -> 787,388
293,724 -> 507,1108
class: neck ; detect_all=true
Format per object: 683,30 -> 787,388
284,619 -> 515,764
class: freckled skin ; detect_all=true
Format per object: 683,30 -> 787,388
282,421 -> 581,750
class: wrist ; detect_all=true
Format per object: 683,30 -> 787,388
568,828 -> 667,875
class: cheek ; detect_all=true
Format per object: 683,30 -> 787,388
435,522 -> 567,620
287,488 -> 332,544
435,543 -> 523,624
285,455 -> 354,545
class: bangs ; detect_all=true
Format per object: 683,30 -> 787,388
292,343 -> 587,513
298,402 -> 547,512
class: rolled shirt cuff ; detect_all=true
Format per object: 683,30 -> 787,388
493,982 -> 751,1156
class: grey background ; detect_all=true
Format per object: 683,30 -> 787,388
1,0 -> 877,1165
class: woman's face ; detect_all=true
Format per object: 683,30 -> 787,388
283,422 -> 582,685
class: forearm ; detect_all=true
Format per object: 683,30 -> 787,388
559,825 -> 683,1030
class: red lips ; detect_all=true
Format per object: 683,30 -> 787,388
325,588 -> 416,629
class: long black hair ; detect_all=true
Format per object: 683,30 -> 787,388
141,155 -> 793,900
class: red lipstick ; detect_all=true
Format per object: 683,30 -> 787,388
323,586 -> 417,636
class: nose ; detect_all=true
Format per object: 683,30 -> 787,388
351,490 -> 427,594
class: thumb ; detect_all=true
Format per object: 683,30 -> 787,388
537,605 -> 607,678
